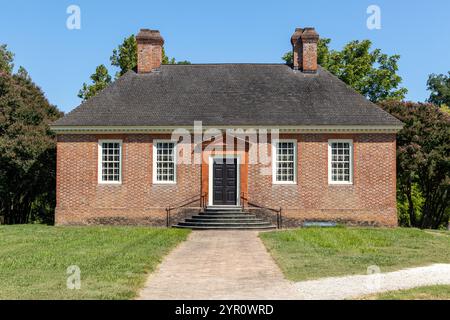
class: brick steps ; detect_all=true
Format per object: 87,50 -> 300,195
192,214 -> 257,219
173,225 -> 276,230
176,223 -> 274,228
172,207 -> 276,230
186,218 -> 261,224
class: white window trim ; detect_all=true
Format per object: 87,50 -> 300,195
272,139 -> 298,185
328,139 -> 354,185
152,139 -> 177,185
98,139 -> 123,185
208,154 -> 241,207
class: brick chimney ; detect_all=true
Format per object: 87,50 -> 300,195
136,29 -> 164,73
290,28 -> 303,70
291,27 -> 319,73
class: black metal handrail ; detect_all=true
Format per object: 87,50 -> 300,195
166,193 -> 207,227
240,192 -> 282,229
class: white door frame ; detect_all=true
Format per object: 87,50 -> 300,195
208,154 -> 241,207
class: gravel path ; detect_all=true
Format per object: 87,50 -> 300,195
137,230 -> 450,300
295,264 -> 450,300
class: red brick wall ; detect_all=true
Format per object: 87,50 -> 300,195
302,41 -> 317,73
248,133 -> 397,227
56,134 -> 201,225
56,133 -> 397,227
137,42 -> 162,73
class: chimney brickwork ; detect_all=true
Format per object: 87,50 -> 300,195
290,28 -> 303,70
136,29 -> 164,73
291,27 -> 319,73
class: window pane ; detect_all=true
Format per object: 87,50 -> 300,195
100,142 -> 121,182
275,141 -> 295,183
330,141 -> 351,183
155,142 -> 176,182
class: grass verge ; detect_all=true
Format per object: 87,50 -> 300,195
260,227 -> 450,281
0,225 -> 190,299
358,285 -> 450,300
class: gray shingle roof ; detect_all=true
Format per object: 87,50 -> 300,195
53,64 -> 402,127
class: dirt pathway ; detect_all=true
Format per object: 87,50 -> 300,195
138,230 -> 450,300
137,230 -> 298,300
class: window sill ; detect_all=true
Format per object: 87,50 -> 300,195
98,182 -> 122,186
153,182 -> 177,185
272,182 -> 297,185
328,182 -> 353,186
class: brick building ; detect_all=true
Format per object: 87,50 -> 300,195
51,28 -> 402,229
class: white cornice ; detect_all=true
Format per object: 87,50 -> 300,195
50,125 -> 403,134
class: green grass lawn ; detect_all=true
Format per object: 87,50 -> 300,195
359,285 -> 450,300
260,227 -> 450,282
0,225 -> 190,300
425,230 -> 450,236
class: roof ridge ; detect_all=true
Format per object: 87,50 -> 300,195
162,63 -> 287,66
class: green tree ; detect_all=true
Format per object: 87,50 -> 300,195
0,44 -> 14,74
174,59 -> 191,65
80,35 -> 191,100
427,72 -> 450,108
379,100 -> 449,229
283,38 -> 407,103
77,64 -> 112,101
0,45 -> 62,224
110,35 -> 138,78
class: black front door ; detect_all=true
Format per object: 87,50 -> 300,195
213,158 -> 238,206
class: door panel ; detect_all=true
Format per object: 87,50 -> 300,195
213,159 -> 237,205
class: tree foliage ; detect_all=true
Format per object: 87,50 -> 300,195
0,45 -> 62,224
110,35 -> 138,78
427,72 -> 450,108
379,100 -> 449,229
77,64 -> 112,101
0,44 -> 14,74
283,38 -> 407,103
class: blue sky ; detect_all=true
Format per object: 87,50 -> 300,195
1,0 -> 449,112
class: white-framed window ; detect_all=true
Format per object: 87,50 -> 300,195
272,139 -> 297,184
98,140 -> 122,184
328,139 -> 353,185
153,140 -> 177,184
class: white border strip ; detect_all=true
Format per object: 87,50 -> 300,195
98,139 -> 123,185
208,154 -> 241,207
152,139 -> 177,185
328,139 -> 354,185
272,139 -> 298,185
51,125 -> 403,134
